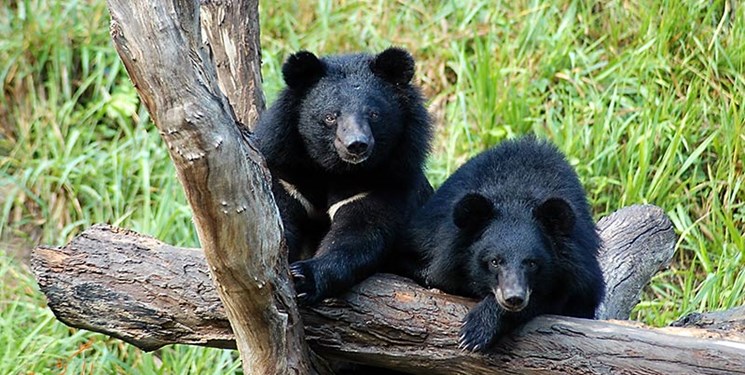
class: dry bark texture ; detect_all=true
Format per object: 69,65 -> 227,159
200,0 -> 265,129
104,0 -> 315,373
33,205 -> 745,374
595,204 -> 676,319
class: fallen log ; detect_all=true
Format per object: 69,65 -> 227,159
32,204 -> 745,373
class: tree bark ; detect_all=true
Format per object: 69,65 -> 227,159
105,0 -> 315,373
595,204 -> 677,319
200,0 -> 265,129
34,205 -> 743,374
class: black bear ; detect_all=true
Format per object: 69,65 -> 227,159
255,47 -> 433,305
401,137 -> 605,352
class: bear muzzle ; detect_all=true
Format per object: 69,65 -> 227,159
493,281 -> 530,312
334,115 -> 375,164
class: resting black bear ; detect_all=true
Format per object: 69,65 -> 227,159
402,137 -> 605,352
255,47 -> 432,305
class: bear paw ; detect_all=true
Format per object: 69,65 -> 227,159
458,317 -> 497,353
289,260 -> 322,305
458,299 -> 501,352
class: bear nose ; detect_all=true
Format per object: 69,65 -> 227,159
346,140 -> 369,156
504,296 -> 525,309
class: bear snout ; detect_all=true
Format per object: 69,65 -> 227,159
334,116 -> 375,164
346,140 -> 370,156
334,136 -> 374,164
493,283 -> 530,312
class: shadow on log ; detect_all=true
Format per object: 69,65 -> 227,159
31,204 -> 745,373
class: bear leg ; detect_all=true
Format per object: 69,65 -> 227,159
460,294 -> 505,352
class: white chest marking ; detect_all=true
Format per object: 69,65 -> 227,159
328,192 -> 369,221
278,179 -> 319,217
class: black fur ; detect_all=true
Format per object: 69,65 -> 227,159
281,51 -> 326,89
400,137 -> 605,352
255,47 -> 433,305
369,47 -> 415,85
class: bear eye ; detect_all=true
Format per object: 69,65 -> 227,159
525,259 -> 538,270
369,111 -> 379,121
323,113 -> 337,126
489,258 -> 502,268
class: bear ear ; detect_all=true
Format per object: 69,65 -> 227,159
453,193 -> 495,231
534,198 -> 576,237
282,51 -> 326,89
370,47 -> 415,85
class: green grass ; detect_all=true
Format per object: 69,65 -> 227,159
1,0 -> 743,371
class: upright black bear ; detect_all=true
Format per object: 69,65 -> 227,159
255,47 -> 433,305
401,137 -> 605,352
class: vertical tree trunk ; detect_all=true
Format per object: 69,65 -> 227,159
200,0 -> 265,129
105,0 -> 318,373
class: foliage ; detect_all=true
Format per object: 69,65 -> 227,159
1,0 -> 743,371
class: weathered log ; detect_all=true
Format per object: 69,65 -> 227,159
34,205 -> 745,374
105,0 -> 315,373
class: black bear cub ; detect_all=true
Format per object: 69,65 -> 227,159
255,47 -> 432,305
402,137 -> 605,352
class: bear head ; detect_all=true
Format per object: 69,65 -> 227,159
281,47 -> 416,171
452,193 -> 577,312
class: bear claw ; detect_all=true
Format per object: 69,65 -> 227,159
289,260 -> 321,305
289,265 -> 305,279
459,318 -> 495,353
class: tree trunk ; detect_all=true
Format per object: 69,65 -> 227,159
200,0 -> 265,130
105,0 -> 317,373
34,205 -> 744,374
